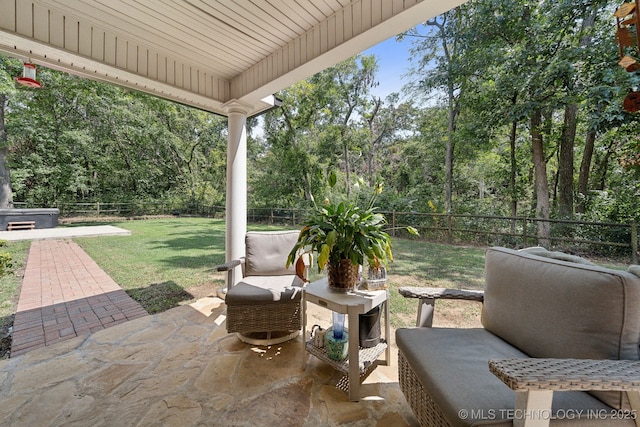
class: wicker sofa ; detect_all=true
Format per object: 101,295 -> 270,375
396,247 -> 640,427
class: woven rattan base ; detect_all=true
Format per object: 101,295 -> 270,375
399,351 -> 452,427
236,330 -> 300,345
226,301 -> 301,333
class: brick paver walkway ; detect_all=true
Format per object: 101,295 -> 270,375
11,240 -> 148,357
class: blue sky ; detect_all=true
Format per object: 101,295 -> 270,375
363,35 -> 415,100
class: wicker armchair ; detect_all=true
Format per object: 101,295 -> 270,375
217,230 -> 308,345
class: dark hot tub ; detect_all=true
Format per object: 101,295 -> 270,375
0,208 -> 59,230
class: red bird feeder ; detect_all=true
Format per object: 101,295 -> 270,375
623,91 -> 640,112
15,62 -> 43,88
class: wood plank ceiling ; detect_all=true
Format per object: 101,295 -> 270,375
0,0 -> 467,116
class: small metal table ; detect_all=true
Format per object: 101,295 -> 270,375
302,277 -> 391,401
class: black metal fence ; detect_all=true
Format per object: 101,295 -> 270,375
14,202 -> 638,263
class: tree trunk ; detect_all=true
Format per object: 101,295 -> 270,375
444,88 -> 458,214
0,94 -> 13,209
576,128 -> 596,214
558,103 -> 577,219
531,109 -> 550,246
573,10 -> 597,215
366,97 -> 383,186
509,118 -> 518,232
594,139 -> 616,191
508,93 -> 519,232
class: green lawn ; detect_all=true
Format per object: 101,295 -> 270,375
386,239 -> 486,327
73,218 -> 488,326
75,218 -> 303,313
74,218 -> 226,313
0,218 -> 488,328
1,217 -> 633,359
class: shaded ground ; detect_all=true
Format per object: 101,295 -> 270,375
0,315 -> 12,359
0,281 -> 219,359
127,280 -> 220,314
0,263 -> 23,359
0,298 -> 419,427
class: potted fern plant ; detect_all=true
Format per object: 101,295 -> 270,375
287,172 -> 417,293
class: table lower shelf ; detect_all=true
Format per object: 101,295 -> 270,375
306,339 -> 387,393
305,339 -> 387,374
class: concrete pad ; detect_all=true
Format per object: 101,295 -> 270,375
0,225 -> 131,241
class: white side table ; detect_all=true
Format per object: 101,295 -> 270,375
302,277 -> 391,401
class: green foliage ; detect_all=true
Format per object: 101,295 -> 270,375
0,252 -> 11,277
0,240 -> 28,334
2,59 -> 227,206
256,54 -> 395,206
286,174 -> 388,269
287,173 -> 418,271
0,240 -> 11,277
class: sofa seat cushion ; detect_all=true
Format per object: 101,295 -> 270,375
225,275 -> 303,305
396,327 -> 621,427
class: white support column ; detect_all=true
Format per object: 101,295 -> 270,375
224,101 -> 250,286
513,390 -> 553,427
627,391 -> 640,427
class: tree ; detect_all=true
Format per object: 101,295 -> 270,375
403,5 -> 490,214
256,55 -> 383,207
0,57 -> 23,208
324,55 -> 378,196
3,55 -> 227,207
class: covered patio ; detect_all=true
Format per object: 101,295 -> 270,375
0,1 -> 466,425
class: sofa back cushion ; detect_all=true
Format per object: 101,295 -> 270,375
481,247 -> 640,409
245,230 -> 299,276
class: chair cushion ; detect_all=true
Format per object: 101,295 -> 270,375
245,230 -> 299,276
481,247 -> 640,409
225,275 -> 303,305
396,327 -> 619,427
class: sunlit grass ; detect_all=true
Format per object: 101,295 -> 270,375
75,218 -> 294,312
386,239 -> 486,328
2,217 -> 632,356
75,219 -> 489,322
76,218 -> 227,312
1,218 -> 489,325
76,218 -> 227,291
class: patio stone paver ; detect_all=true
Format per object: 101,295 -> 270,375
11,240 -> 148,357
0,297 -> 419,426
